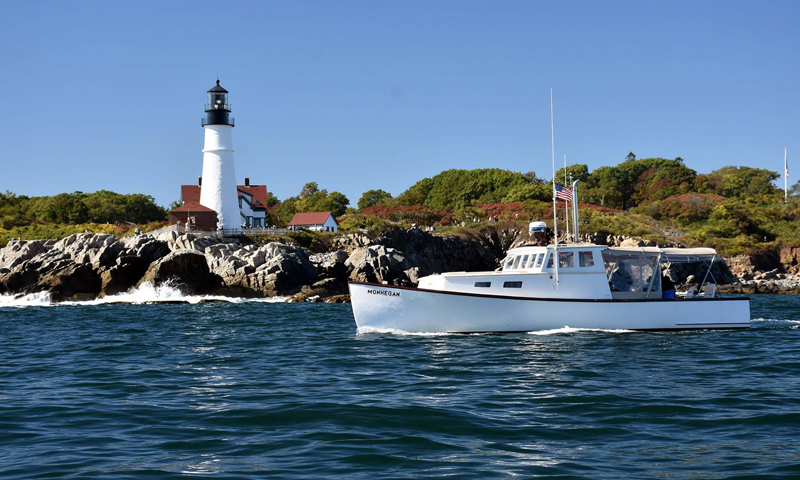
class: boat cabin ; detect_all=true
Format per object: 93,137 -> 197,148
417,244 -> 721,301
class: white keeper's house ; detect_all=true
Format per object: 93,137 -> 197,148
288,212 -> 339,232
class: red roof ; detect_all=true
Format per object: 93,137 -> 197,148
170,201 -> 216,213
180,183 -> 268,211
289,211 -> 336,226
237,185 -> 268,210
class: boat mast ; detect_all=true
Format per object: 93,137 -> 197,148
564,153 -> 570,243
550,88 -> 559,284
785,147 -> 789,203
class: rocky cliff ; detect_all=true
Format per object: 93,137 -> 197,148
2,227 -> 800,303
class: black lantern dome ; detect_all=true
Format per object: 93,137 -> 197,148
202,79 -> 235,127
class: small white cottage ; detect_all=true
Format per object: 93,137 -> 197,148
288,211 -> 339,232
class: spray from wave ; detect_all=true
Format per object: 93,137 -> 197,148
0,282 -> 289,308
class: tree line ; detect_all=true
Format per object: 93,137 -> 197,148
0,190 -> 167,229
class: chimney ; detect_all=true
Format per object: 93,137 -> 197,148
245,177 -> 250,187
198,177 -> 202,186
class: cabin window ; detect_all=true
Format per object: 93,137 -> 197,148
503,281 -> 523,288
503,256 -> 515,270
559,251 -> 574,268
475,282 -> 491,288
520,255 -> 530,269
546,254 -> 553,268
579,251 -> 595,267
512,256 -> 522,269
535,253 -> 544,268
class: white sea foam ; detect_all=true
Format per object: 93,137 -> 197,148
0,282 -> 289,308
750,318 -> 800,327
0,291 -> 54,307
356,326 -> 452,336
528,326 -> 635,336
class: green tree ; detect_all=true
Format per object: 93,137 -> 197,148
275,197 -> 298,227
394,169 -> 531,209
325,191 -> 350,217
300,182 -> 320,199
358,189 -> 393,209
555,163 -> 591,185
706,166 -> 778,197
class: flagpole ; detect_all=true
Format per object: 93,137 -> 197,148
550,88 -> 559,285
785,147 -> 788,203
564,153 -> 570,243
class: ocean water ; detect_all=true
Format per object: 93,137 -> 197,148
1,290 -> 799,478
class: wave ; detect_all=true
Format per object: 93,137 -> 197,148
356,326 -> 454,336
356,325 -> 635,336
750,318 -> 800,328
0,291 -> 54,307
0,282 -> 289,308
528,326 -> 635,336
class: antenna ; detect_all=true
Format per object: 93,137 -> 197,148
551,88 -> 559,285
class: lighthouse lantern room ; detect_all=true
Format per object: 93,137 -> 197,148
198,79 -> 241,228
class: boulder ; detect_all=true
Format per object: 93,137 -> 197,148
289,277 -> 349,302
169,233 -> 225,253
138,250 -> 222,294
346,245 -> 410,284
53,233 -> 124,269
309,250 -> 349,281
37,262 -> 103,301
0,239 -> 53,270
100,255 -> 153,296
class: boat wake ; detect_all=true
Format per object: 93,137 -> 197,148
528,326 -> 636,335
356,326 -> 454,336
356,325 -> 636,336
0,282 -> 289,308
750,318 -> 800,328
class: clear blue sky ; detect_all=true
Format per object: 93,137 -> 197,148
2,1 -> 798,207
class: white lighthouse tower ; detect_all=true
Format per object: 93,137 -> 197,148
199,79 -> 241,229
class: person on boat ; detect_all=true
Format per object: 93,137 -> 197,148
610,261 -> 633,291
661,274 -> 675,299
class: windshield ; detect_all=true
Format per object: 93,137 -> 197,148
602,251 -> 661,292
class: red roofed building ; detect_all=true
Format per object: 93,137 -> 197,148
168,202 -> 219,232
172,177 -> 269,230
288,211 -> 339,232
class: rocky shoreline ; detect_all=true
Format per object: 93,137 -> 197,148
2,227 -> 800,303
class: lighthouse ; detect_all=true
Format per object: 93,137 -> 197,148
199,79 -> 241,229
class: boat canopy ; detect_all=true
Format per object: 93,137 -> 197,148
606,247 -> 720,263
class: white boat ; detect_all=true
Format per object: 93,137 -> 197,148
349,243 -> 750,333
351,91 -> 749,334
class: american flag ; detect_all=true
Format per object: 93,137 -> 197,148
555,183 -> 573,201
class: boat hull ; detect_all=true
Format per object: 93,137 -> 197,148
349,282 -> 751,333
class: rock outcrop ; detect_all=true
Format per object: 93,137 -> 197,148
139,250 -> 222,294
5,227 -> 800,303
